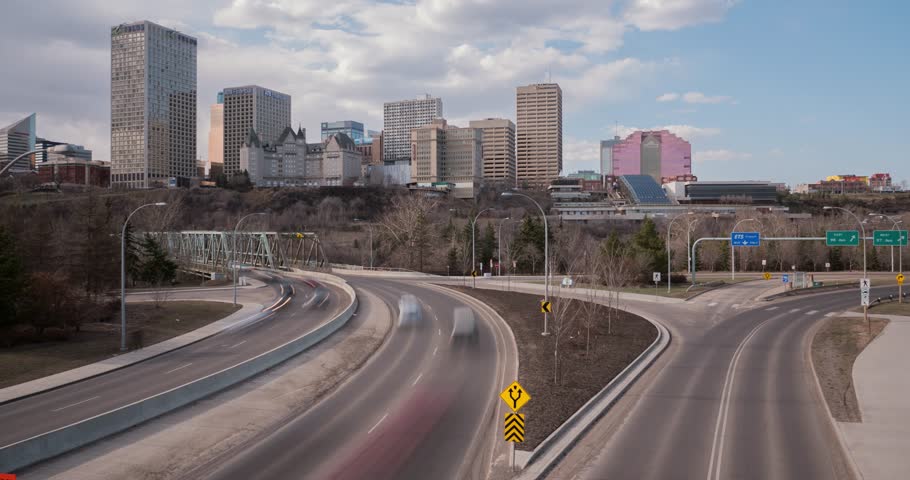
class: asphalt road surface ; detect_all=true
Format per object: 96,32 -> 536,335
198,276 -> 510,480
0,272 -> 348,459
550,282 -> 902,480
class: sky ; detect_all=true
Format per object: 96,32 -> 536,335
0,0 -> 907,187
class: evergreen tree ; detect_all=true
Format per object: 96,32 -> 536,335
479,222 -> 497,268
138,235 -> 178,287
632,217 -> 667,280
446,246 -> 459,275
868,245 -> 881,271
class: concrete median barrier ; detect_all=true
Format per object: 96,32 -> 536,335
0,273 -> 357,473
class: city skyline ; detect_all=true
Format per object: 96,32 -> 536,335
0,1 -> 907,187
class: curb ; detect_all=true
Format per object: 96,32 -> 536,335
0,273 -> 357,473
512,305 -> 671,479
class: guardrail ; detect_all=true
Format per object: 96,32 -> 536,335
0,273 -> 357,473
517,308 -> 671,480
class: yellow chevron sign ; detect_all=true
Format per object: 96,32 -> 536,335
540,301 -> 552,313
505,413 -> 525,443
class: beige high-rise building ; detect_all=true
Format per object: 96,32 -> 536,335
469,118 -> 515,187
410,119 -> 482,199
207,94 -> 223,178
516,83 -> 562,187
222,85 -> 291,176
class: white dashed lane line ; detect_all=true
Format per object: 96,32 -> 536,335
52,396 -> 101,413
766,306 -> 779,311
368,413 -> 389,434
165,363 -> 193,374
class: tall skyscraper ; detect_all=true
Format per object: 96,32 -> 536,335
609,130 -> 692,183
383,94 -> 443,163
222,85 -> 291,176
410,119 -> 482,199
110,21 -> 197,189
516,83 -> 562,187
469,118 -> 516,187
0,114 -> 36,173
600,136 -> 622,182
321,120 -> 365,144
208,92 -> 224,177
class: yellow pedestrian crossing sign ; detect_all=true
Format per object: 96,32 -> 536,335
763,272 -> 771,281
898,273 -> 905,285
540,300 -> 552,313
505,413 -> 525,443
500,381 -> 531,412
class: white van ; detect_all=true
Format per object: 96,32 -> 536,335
398,294 -> 422,327
451,307 -> 478,343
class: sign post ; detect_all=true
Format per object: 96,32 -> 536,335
500,381 -> 531,470
897,273 -> 905,304
861,278 -> 871,334
653,272 -> 661,297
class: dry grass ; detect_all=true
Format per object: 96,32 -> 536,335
812,316 -> 889,422
0,301 -> 240,389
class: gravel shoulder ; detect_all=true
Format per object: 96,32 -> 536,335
812,315 -> 889,422
448,286 -> 656,451
0,301 -> 240,389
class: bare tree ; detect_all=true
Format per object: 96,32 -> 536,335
378,194 -> 440,271
600,233 -> 635,335
578,240 -> 605,359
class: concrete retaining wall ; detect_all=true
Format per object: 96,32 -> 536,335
0,275 -> 357,473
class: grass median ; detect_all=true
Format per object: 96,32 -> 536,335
0,301 -> 241,389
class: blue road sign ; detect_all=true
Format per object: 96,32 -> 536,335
782,274 -> 790,283
731,232 -> 761,247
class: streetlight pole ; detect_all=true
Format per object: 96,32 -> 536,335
730,218 -> 760,280
471,207 -> 492,288
869,214 -> 904,303
498,217 -> 511,277
233,212 -> 268,306
826,206 -> 870,324
868,213 -> 902,272
121,202 -> 167,351
666,212 -> 693,293
502,192 -> 550,335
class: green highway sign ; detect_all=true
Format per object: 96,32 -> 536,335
873,230 -> 908,247
826,230 -> 860,246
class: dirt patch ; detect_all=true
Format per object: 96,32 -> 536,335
812,316 -> 889,422
448,286 -> 656,450
0,301 -> 240,389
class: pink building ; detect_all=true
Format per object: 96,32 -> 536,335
609,130 -> 691,183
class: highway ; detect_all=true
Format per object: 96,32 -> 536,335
548,282 -> 902,480
194,276 -> 513,480
0,272 -> 348,457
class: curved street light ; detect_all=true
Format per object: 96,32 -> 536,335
121,202 -> 167,351
666,212 -> 694,293
868,213 -> 902,273
730,218 -> 762,280
824,206 -> 866,278
233,212 -> 269,306
502,191 -> 550,335
471,207 -> 493,287
497,217 -> 511,278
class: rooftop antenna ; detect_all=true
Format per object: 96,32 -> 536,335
547,67 -> 552,83
615,120 -> 619,138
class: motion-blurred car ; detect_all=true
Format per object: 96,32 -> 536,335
451,306 -> 478,344
398,294 -> 422,327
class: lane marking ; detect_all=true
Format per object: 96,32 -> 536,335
165,363 -> 193,374
766,306 -> 779,311
52,396 -> 101,413
433,346 -> 438,356
708,302 -> 719,307
806,310 -> 819,316
438,328 -> 441,336
412,373 -> 423,386
318,293 -> 330,308
825,312 -> 838,317
789,308 -> 802,313
229,340 -> 247,349
368,413 -> 389,434
707,317 -> 775,480
731,304 -> 740,309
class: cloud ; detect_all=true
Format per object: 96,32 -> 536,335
564,137 -> 601,173
658,91 -> 734,104
695,149 -> 753,163
0,0 -> 739,163
681,91 -> 733,104
624,0 -> 739,31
